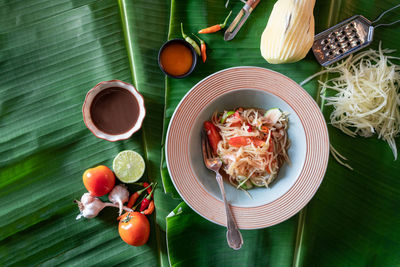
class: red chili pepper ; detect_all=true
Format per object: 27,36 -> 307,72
193,34 -> 207,63
131,194 -> 147,212
133,182 -> 153,195
142,182 -> 152,195
141,200 -> 155,215
199,11 -> 232,34
246,122 -> 252,132
127,183 -> 153,208
140,183 -> 157,212
204,121 -> 222,155
117,183 -> 153,221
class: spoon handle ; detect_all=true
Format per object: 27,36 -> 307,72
215,172 -> 243,250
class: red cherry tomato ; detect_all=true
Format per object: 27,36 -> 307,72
119,212 -> 150,246
82,165 -> 115,197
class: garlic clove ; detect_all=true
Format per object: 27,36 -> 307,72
108,184 -> 130,216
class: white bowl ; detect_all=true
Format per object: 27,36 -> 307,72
189,89 -> 306,207
82,80 -> 146,142
166,67 -> 330,229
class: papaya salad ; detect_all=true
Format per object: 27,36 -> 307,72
204,108 -> 290,190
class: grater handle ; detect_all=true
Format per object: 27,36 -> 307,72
372,3 -> 400,29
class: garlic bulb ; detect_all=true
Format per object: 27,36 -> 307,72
75,193 -> 105,220
75,192 -> 132,220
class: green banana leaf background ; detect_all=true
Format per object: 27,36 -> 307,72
0,0 -> 399,266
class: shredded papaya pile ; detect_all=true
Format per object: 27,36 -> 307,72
302,44 -> 400,160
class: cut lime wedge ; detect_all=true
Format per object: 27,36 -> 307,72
113,150 -> 145,183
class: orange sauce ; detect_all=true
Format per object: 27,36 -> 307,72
160,43 -> 193,76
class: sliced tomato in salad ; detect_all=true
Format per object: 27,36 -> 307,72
251,137 -> 264,146
228,136 -> 265,147
228,136 -> 249,147
204,121 -> 222,155
230,122 -> 242,128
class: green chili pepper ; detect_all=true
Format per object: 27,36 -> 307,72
181,23 -> 201,56
221,111 -> 235,123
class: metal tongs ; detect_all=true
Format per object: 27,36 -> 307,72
224,0 -> 261,41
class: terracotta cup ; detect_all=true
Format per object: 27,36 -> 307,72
82,80 -> 146,141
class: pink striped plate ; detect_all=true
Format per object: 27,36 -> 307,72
166,67 -> 329,229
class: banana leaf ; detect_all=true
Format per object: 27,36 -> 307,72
0,0 -> 177,265
297,0 -> 400,265
1,0 -> 400,266
118,0 -> 181,265
162,0 -> 400,266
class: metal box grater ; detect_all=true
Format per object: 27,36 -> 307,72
313,15 -> 373,67
312,3 -> 400,66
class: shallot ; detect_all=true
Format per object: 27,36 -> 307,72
75,192 -> 132,220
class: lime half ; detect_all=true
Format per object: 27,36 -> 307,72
113,150 -> 145,183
